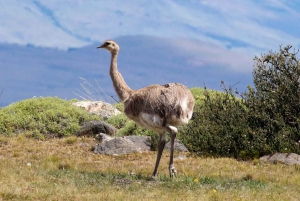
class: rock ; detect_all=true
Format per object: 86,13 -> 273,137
175,155 -> 187,160
76,120 -> 117,136
93,135 -> 188,155
94,136 -> 151,155
72,101 -> 121,119
81,142 -> 89,147
97,133 -> 113,142
124,136 -> 152,151
259,153 -> 300,165
165,139 -> 189,152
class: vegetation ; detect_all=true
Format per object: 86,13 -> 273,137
0,97 -> 100,139
180,45 -> 300,158
0,136 -> 300,200
179,84 -> 257,159
246,45 -> 300,153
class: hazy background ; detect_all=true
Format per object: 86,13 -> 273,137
1,0 -> 300,106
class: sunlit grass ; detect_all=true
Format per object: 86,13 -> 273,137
0,136 -> 300,200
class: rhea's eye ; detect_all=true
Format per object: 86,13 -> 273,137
105,42 -> 110,45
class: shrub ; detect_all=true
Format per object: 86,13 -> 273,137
106,113 -> 128,129
245,45 -> 300,153
0,97 -> 100,138
179,84 -> 265,159
180,45 -> 300,158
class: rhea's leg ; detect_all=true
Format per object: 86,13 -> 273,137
167,125 -> 178,178
152,133 -> 167,178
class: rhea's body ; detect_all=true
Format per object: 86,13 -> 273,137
124,83 -> 194,133
98,40 -> 194,178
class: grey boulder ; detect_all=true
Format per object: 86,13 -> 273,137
93,134 -> 188,155
260,153 -> 300,165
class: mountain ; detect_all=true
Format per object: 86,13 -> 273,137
0,35 -> 253,107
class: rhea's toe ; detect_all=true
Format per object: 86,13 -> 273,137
151,175 -> 158,180
169,167 -> 177,178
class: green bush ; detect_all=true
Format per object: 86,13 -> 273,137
0,97 -> 100,139
180,45 -> 300,158
245,45 -> 300,153
106,113 -> 128,129
179,85 -> 265,159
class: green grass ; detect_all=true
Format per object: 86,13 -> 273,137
0,136 -> 300,201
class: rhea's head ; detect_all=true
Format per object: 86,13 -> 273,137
97,40 -> 120,53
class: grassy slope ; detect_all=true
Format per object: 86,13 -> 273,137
0,97 -> 100,138
1,136 -> 300,201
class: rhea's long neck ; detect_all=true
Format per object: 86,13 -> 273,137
110,51 -> 132,102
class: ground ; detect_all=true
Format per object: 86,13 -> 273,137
0,136 -> 300,201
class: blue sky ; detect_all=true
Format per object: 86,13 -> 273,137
1,1 -> 300,106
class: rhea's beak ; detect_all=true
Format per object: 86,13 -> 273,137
97,44 -> 105,49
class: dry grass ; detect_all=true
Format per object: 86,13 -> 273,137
0,135 -> 300,201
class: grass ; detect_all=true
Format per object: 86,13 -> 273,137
0,97 -> 100,138
0,136 -> 300,200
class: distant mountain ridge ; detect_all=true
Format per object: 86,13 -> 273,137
0,35 -> 253,107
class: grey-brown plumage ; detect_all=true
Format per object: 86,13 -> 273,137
97,40 -> 194,178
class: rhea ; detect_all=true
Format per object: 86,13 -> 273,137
97,40 -> 194,178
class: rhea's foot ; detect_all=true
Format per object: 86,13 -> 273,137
169,166 -> 177,178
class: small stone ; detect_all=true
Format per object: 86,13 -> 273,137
81,143 -> 89,147
175,155 -> 187,160
76,120 -> 117,136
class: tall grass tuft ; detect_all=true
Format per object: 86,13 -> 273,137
74,77 -> 117,103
